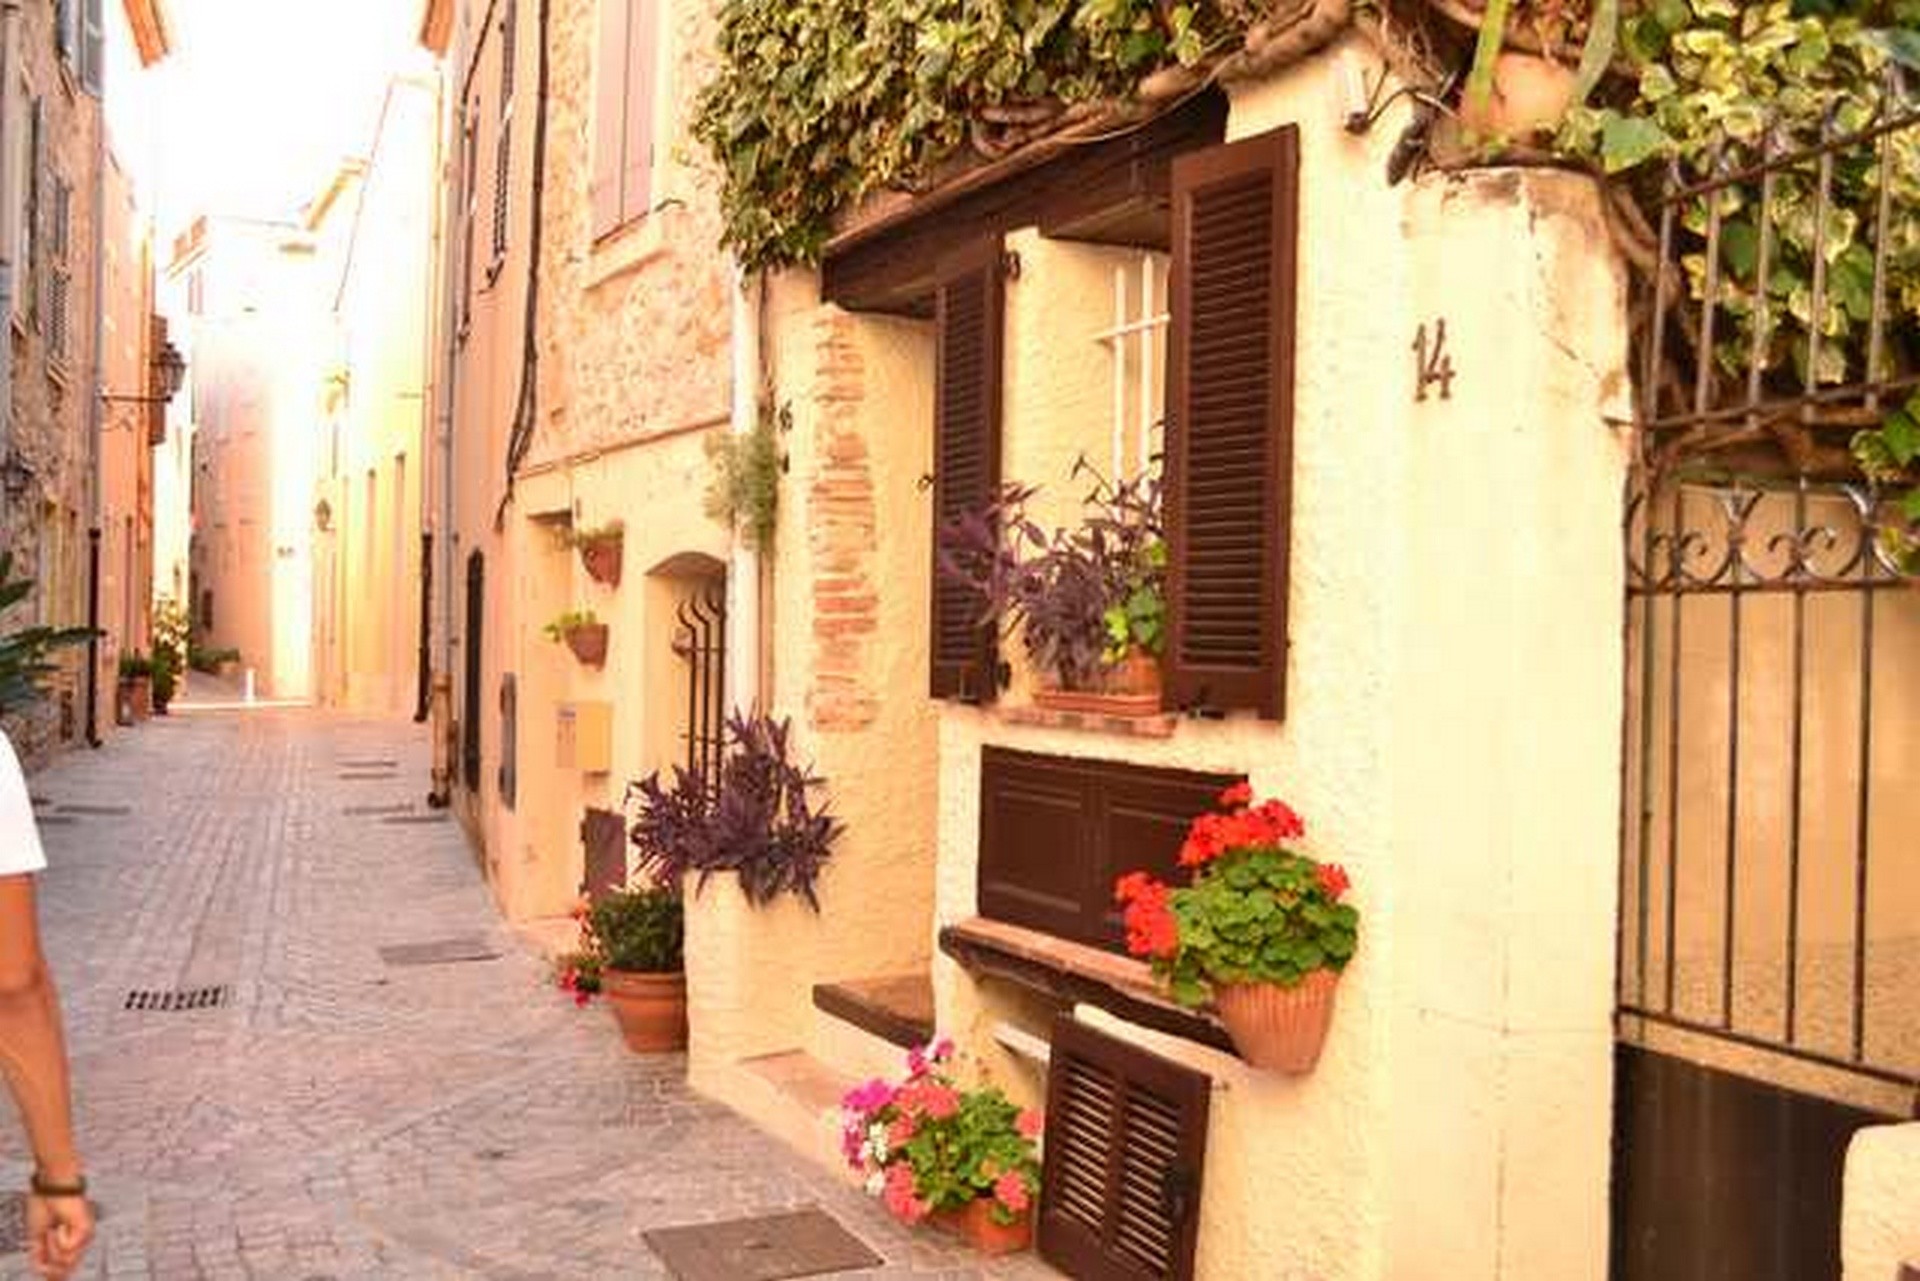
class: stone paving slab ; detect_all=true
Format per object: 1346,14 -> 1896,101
1,707 -> 1056,1280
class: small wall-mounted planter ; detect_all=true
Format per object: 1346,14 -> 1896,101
1031,648 -> 1164,719
564,623 -> 610,669
1212,969 -> 1340,1074
579,532 -> 623,587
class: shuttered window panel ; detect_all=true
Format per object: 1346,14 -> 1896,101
590,0 -> 627,238
490,0 -> 516,265
618,0 -> 657,225
1165,126 -> 1299,720
79,0 -> 103,95
463,551 -> 485,792
459,106 -> 479,333
1039,1017 -> 1211,1281
929,240 -> 1004,702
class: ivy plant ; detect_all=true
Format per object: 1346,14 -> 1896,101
704,404 -> 786,553
691,0 -> 1253,270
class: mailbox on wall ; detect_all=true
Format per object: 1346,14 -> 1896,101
556,701 -> 612,773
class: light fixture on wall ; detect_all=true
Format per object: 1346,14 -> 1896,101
101,339 -> 188,405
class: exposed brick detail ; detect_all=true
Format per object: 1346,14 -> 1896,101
806,313 -> 879,733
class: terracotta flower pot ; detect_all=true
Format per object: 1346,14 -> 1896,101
1103,647 -> 1163,700
600,968 -> 688,1052
1031,649 -> 1163,717
121,675 -> 152,722
1213,968 -> 1340,1074
931,1198 -> 1033,1256
565,623 -> 610,669
580,536 -> 623,587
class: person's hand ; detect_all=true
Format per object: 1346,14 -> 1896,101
25,1190 -> 94,1279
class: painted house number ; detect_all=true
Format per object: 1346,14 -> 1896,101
1413,319 -> 1456,402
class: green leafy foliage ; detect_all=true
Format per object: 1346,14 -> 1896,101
691,0 -> 1260,269
118,652 -> 153,679
0,552 -> 94,716
704,405 -> 785,552
542,608 -> 600,641
583,884 -> 685,973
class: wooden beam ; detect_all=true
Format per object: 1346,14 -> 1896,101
121,0 -> 171,66
822,90 -> 1227,316
418,0 -> 454,55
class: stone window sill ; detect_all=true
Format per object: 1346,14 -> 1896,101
996,703 -> 1179,739
587,215 -> 665,291
938,915 -> 1236,1058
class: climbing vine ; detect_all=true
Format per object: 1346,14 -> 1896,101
692,0 -> 1262,270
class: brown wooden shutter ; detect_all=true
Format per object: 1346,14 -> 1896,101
930,240 -> 1004,701
979,748 -> 1239,951
1040,1016 -> 1211,1281
619,0 -> 657,225
1165,125 -> 1299,720
590,0 -> 627,238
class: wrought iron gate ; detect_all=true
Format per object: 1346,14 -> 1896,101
673,578 -> 726,789
1613,72 -> 1920,1281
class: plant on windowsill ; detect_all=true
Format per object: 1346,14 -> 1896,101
117,652 -> 154,723
627,710 -> 843,910
569,521 -> 625,587
1115,783 -> 1359,1074
544,608 -> 609,669
841,1038 -> 1043,1255
562,882 -> 688,1052
939,457 -> 1167,716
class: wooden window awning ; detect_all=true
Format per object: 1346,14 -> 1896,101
822,90 -> 1227,318
939,916 -> 1237,1058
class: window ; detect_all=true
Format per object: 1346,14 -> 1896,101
462,550 -> 485,791
929,239 -> 1005,702
977,747 -> 1239,951
18,95 -> 41,327
489,0 -> 516,268
78,0 -> 103,96
459,102 -> 478,335
47,176 -> 71,363
1163,125 -> 1300,720
1094,254 -> 1170,481
590,0 -> 658,239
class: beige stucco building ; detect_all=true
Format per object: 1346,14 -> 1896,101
171,214 -> 326,701
418,1 -> 1920,1277
309,74 -> 439,720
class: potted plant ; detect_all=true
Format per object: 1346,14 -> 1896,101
628,710 -> 843,909
545,609 -> 609,669
571,883 -> 687,1052
841,1038 -> 1043,1255
152,597 -> 190,713
1114,783 -> 1359,1073
118,652 -> 154,722
940,459 -> 1167,715
572,521 -> 625,587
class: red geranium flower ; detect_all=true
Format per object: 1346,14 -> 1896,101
1315,862 -> 1350,900
1218,781 -> 1253,809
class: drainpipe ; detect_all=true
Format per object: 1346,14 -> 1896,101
427,54 -> 461,804
0,2 -> 19,530
83,63 -> 106,747
724,264 -> 761,713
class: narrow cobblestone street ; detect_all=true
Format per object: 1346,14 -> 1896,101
2,702 -> 1049,1280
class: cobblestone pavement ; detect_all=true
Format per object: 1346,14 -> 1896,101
2,706 -> 1055,1281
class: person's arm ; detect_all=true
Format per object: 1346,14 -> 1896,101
0,874 -> 92,1279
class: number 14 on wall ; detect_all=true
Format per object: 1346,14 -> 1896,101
1413,319 -> 1456,403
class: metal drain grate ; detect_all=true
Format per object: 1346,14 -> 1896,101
58,804 -> 132,816
379,937 -> 500,967
644,1209 -> 881,1281
342,803 -> 416,817
0,1191 -> 22,1255
125,985 -> 231,1012
338,771 -> 399,782
379,814 -> 448,826
35,815 -> 79,826
338,758 -> 399,769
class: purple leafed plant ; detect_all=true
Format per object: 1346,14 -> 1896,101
627,711 -> 843,910
937,458 -> 1165,692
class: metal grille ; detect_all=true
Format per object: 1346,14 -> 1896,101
124,986 -> 229,1013
1620,75 -> 1920,1109
673,579 -> 725,791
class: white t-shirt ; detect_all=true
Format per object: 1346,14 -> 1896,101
0,730 -> 47,877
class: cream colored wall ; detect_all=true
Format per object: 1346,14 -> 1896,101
916,42 -> 1632,1281
1843,1122 -> 1920,1281
97,154 -> 154,729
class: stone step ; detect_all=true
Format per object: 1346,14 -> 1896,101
732,1049 -> 858,1179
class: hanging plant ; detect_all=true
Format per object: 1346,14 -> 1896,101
704,403 -> 787,553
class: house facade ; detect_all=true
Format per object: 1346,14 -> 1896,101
421,0 -> 735,920
417,1 -> 1920,1277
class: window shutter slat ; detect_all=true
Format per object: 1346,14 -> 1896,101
619,0 -> 656,225
1165,126 -> 1299,720
591,0 -> 628,238
1040,1017 -> 1211,1281
930,240 -> 1003,701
